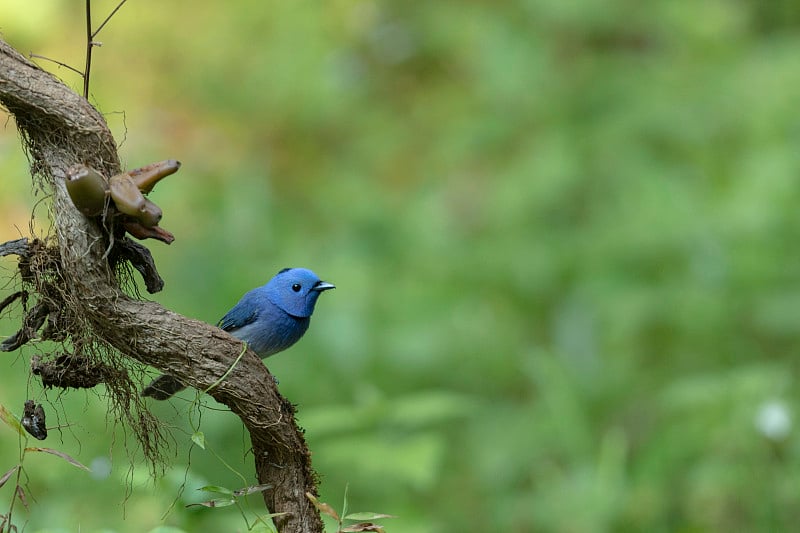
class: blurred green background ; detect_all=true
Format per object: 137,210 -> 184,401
2,0 -> 800,531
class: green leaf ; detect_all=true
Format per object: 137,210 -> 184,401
25,447 -> 89,471
0,404 -> 25,438
344,512 -> 396,521
248,526 -> 277,533
341,482 -> 349,520
191,431 -> 206,449
197,485 -> 233,495
250,511 -> 288,531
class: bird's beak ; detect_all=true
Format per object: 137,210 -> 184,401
312,280 -> 336,292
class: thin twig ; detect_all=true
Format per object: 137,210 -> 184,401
203,344 -> 249,395
28,1 -> 129,96
28,54 -> 84,77
92,0 -> 129,38
82,0 -> 128,99
83,0 -> 92,98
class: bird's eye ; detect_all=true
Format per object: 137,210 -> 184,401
292,283 -> 301,292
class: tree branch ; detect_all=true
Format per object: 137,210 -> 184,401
0,38 -> 323,533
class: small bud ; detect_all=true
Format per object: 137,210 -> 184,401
108,173 -> 147,216
138,198 -> 163,227
128,159 -> 181,194
122,220 -> 175,244
65,164 -> 109,216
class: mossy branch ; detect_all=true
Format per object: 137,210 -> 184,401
0,38 -> 323,533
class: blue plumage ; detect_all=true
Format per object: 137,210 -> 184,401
142,267 -> 334,399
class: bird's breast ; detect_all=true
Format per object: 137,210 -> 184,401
231,312 -> 310,358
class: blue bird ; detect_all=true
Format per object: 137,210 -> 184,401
142,267 -> 334,400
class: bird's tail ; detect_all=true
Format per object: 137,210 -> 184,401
141,374 -> 186,400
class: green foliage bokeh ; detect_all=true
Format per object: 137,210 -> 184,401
2,0 -> 800,531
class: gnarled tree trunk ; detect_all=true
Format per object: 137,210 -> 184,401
0,38 -> 323,533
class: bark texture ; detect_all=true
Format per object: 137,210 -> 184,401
0,39 -> 323,533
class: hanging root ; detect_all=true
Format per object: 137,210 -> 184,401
31,352 -> 126,389
0,236 -> 169,472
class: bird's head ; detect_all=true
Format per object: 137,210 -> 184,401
266,267 -> 335,318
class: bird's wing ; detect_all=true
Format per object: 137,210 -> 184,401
217,299 -> 258,332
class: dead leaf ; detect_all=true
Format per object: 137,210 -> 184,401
0,466 -> 19,489
234,483 -> 272,497
341,522 -> 385,532
186,498 -> 236,508
345,512 -> 396,521
25,447 -> 89,471
15,486 -> 27,510
306,491 -> 340,521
